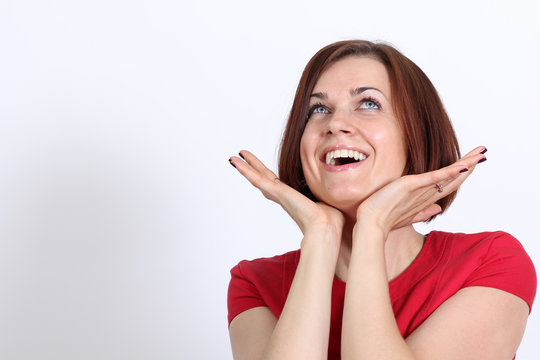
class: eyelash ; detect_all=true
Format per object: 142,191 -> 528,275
307,102 -> 328,118
360,96 -> 382,110
307,97 -> 382,119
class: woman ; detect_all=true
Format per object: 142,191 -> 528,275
227,40 -> 536,359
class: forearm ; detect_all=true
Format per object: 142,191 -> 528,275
263,229 -> 339,360
341,224 -> 415,360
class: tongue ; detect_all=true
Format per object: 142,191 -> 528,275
335,157 -> 358,165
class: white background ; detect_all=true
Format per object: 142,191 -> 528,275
0,0 -> 538,359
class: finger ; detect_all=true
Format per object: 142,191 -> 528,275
229,154 -> 277,195
409,163 -> 470,192
434,150 -> 488,195
461,145 -> 488,159
230,152 -> 310,211
238,150 -> 278,180
230,153 -> 324,232
425,171 -> 467,200
450,146 -> 487,174
400,165 -> 468,208
427,149 -> 487,187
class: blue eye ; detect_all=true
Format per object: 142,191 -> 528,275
359,98 -> 380,110
307,103 -> 329,119
312,106 -> 328,114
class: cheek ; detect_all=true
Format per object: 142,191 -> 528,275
370,129 -> 387,143
299,128 -> 322,188
299,125 -> 318,161
299,135 -> 312,181
370,124 -> 407,168
299,135 -> 309,166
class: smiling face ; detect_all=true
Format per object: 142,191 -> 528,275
300,56 -> 407,213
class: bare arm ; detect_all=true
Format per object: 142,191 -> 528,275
342,147 -> 530,359
229,307 -> 277,360
342,224 -> 414,360
230,231 -> 338,360
406,286 -> 529,359
342,224 -> 529,360
228,151 -> 344,360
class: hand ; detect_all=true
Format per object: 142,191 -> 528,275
229,150 -> 345,238
355,146 -> 488,235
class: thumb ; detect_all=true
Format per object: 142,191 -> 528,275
411,204 -> 442,223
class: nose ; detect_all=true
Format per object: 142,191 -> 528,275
325,109 -> 354,136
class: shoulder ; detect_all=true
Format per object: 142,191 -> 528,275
428,230 -> 532,262
230,249 -> 300,280
227,249 -> 300,324
429,230 -> 537,312
430,229 -> 523,248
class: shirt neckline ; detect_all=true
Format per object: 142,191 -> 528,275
330,231 -> 442,290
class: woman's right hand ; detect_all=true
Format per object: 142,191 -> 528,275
229,150 -> 344,359
229,150 -> 345,240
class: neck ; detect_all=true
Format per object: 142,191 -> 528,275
334,216 -> 425,282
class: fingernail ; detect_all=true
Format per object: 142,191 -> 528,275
477,157 -> 487,164
238,152 -> 245,159
229,158 -> 236,168
460,168 -> 469,173
480,148 -> 488,154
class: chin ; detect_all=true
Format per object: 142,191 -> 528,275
315,188 -> 369,214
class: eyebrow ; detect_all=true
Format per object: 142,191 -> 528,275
310,87 -> 383,100
351,87 -> 381,96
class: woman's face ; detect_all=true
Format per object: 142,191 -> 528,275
300,56 -> 407,212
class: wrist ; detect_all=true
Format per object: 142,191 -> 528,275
302,212 -> 344,238
301,224 -> 342,257
305,216 -> 343,236
355,202 -> 390,233
352,215 -> 389,244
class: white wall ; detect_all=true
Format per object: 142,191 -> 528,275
0,0 -> 538,358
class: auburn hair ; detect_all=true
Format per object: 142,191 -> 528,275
278,40 -> 460,220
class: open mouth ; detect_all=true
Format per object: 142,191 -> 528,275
325,149 -> 367,166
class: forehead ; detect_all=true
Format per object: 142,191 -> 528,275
312,56 -> 391,96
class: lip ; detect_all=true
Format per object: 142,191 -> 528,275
320,145 -> 369,172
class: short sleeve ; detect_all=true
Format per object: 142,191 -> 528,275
227,262 -> 268,325
463,232 -> 537,312
226,250 -> 299,326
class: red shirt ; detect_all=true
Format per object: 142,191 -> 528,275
228,231 -> 536,359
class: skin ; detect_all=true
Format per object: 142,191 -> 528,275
300,57 -> 425,282
228,56 -> 529,360
300,57 -> 407,217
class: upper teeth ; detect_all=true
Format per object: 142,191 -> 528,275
325,149 -> 367,165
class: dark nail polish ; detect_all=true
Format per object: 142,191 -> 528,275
238,152 -> 245,159
229,159 -> 236,168
480,148 -> 488,154
477,157 -> 487,164
460,168 -> 469,173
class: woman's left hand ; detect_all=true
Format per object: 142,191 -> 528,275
355,146 -> 487,235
